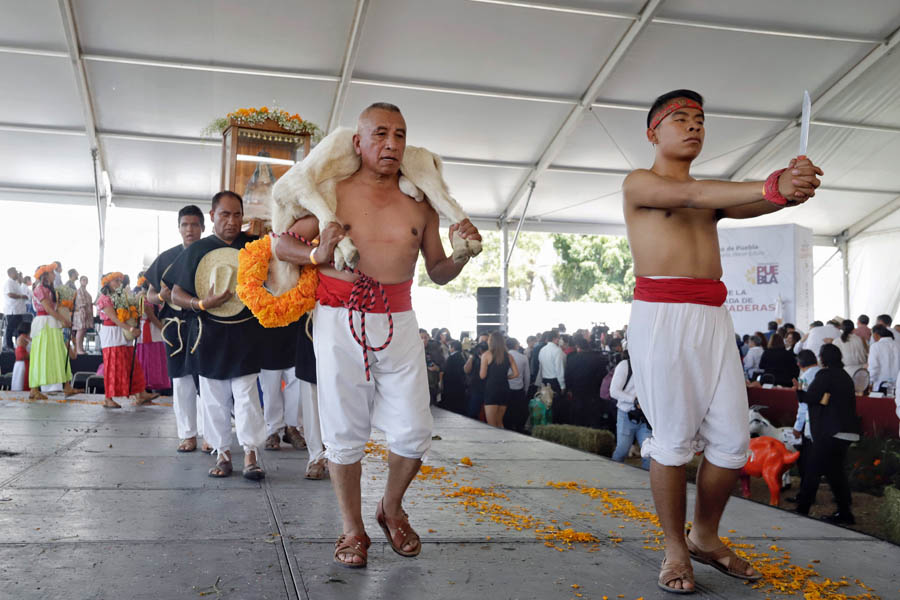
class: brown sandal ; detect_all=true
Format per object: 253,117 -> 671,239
177,438 -> 197,453
102,399 -> 122,409
333,533 -> 371,569
375,498 -> 421,557
264,433 -> 281,451
686,531 -> 762,581
658,558 -> 695,594
208,455 -> 233,478
305,460 -> 327,480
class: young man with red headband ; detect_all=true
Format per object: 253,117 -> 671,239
274,103 -> 481,568
623,89 -> 823,593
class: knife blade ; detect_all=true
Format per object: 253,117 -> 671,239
798,90 -> 811,156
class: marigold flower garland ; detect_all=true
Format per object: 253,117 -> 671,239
55,285 -> 75,310
33,264 -> 55,281
204,106 -> 323,142
236,235 -> 317,328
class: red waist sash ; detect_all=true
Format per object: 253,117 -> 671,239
634,277 -> 727,307
316,272 -> 413,313
36,310 -> 48,316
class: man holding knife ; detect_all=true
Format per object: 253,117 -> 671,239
623,89 -> 823,593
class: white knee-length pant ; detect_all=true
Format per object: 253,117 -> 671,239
260,368 -> 300,437
173,374 -> 205,440
628,300 -> 750,470
199,373 -> 266,458
313,304 -> 432,465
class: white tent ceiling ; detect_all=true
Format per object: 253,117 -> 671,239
2,0 -> 900,244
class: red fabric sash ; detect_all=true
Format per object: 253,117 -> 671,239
36,311 -> 48,317
316,272 -> 413,313
634,277 -> 727,307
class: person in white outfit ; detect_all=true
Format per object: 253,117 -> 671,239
742,335 -> 764,380
610,352 -> 651,470
261,320 -> 306,452
799,320 -> 840,359
868,325 -> 900,394
295,313 -> 326,479
537,331 -> 568,422
834,320 -> 868,378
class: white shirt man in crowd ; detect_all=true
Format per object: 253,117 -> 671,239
537,330 -> 566,392
875,314 -> 900,355
742,335 -> 764,380
3,267 -> 29,350
799,319 -> 840,358
868,325 -> 900,393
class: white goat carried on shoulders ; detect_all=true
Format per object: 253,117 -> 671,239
266,127 -> 482,295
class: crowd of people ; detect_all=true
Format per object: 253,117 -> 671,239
740,315 -> 900,395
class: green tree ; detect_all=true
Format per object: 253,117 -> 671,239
550,235 -> 634,302
416,230 -> 546,300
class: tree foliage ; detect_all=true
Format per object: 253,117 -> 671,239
549,235 -> 634,302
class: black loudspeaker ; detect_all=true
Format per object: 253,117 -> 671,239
476,287 -> 506,336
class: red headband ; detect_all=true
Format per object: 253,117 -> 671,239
650,98 -> 704,129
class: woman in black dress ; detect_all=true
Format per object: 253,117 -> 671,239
759,333 -> 799,386
479,331 -> 519,428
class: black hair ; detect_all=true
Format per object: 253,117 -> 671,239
840,319 -> 855,343
873,324 -> 894,339
819,343 -> 843,369
877,314 -> 893,326
647,89 -> 704,128
363,102 -> 402,115
810,321 -> 823,328
797,349 -> 818,368
178,204 -> 205,226
211,190 -> 243,212
751,335 -> 764,346
450,340 -> 462,353
67,268 -> 78,277
858,314 -> 869,325
575,337 -> 590,351
17,321 -> 31,336
506,338 -> 518,350
768,321 -> 777,330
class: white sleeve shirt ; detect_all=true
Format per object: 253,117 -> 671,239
508,350 -> 529,391
609,360 -> 636,413
538,342 -> 566,389
869,338 -> 900,390
3,278 -> 26,315
743,346 -> 763,371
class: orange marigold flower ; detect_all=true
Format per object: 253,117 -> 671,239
459,456 -> 473,466
260,106 -> 268,113
236,235 -> 317,328
873,459 -> 881,466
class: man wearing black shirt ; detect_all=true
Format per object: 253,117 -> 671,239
564,337 -> 607,427
146,205 -> 205,453
169,192 -> 267,480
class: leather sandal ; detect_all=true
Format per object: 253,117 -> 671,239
28,389 -> 48,401
375,498 -> 421,557
305,459 -> 327,480
334,533 -> 371,569
283,426 -> 307,450
658,558 -> 695,594
208,455 -> 233,478
102,399 -> 122,409
177,438 -> 197,453
264,433 -> 281,451
686,530 -> 762,581
242,463 -> 266,481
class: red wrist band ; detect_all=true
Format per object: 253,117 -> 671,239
764,168 -> 789,206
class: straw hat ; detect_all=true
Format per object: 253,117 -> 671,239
194,247 -> 246,318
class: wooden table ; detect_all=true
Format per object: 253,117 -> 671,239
746,387 -> 899,439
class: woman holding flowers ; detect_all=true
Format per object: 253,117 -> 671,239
96,272 -> 154,408
28,265 -> 76,399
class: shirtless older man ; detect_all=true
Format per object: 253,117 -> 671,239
274,103 -> 481,568
623,89 -> 822,593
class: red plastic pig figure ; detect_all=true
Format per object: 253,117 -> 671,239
739,436 -> 800,506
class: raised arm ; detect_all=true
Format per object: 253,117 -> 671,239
624,157 -> 822,212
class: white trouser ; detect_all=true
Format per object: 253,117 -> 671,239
199,373 -> 265,458
628,300 -> 750,470
173,375 -> 204,440
42,383 -> 63,393
314,304 -> 433,465
260,368 -> 300,437
299,380 -> 325,466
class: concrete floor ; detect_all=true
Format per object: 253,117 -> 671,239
0,392 -> 898,600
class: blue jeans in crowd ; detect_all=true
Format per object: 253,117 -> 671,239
612,409 -> 652,470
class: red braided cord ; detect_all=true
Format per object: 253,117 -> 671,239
274,231 -> 394,380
